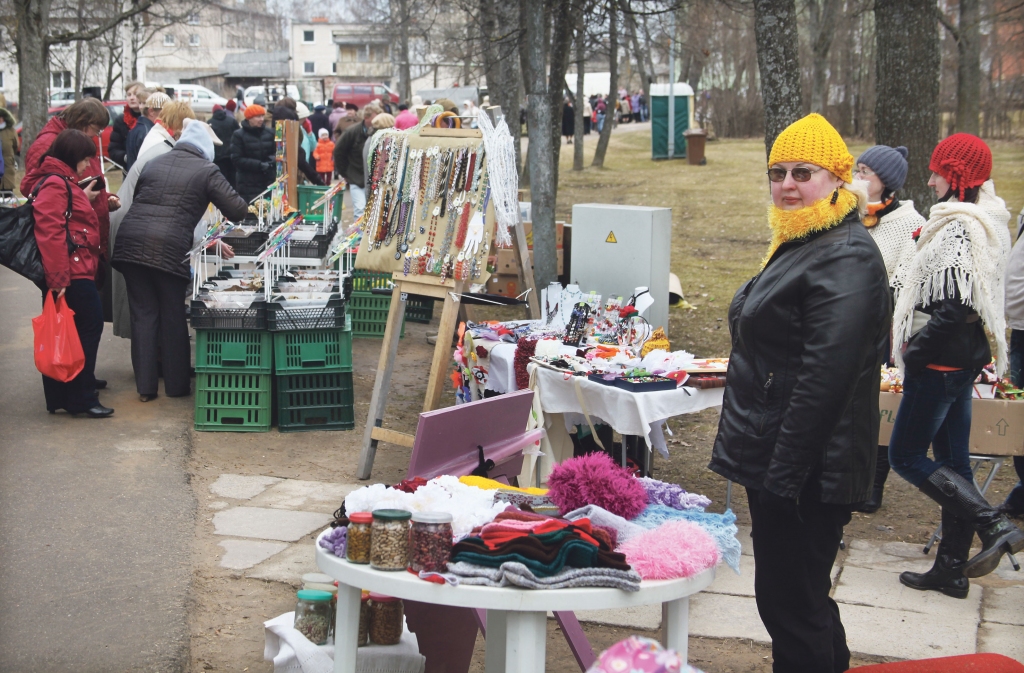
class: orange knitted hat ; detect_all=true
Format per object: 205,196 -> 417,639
244,104 -> 266,120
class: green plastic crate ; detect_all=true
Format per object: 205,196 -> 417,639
297,184 -> 342,224
349,290 -> 405,339
405,297 -> 435,324
195,329 -> 273,372
273,317 -> 352,374
194,371 -> 272,432
276,371 -> 355,432
351,269 -> 393,292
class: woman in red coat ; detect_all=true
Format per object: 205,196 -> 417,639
32,130 -> 113,418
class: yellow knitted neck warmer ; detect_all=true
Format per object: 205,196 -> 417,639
763,188 -> 858,267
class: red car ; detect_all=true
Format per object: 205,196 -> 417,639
332,83 -> 399,109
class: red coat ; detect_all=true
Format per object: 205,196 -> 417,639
21,116 -> 110,255
31,156 -> 102,289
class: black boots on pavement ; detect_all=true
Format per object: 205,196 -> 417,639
918,466 -> 1024,578
900,508 -> 972,598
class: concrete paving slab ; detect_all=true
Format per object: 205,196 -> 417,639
736,525 -> 753,556
577,604 -> 662,630
706,555 -> 755,596
840,603 -> 977,660
978,623 -> 1024,663
835,566 -> 983,615
247,542 -> 320,585
688,593 -> 770,643
218,539 -> 288,570
994,552 -> 1024,582
210,474 -> 282,500
844,539 -> 933,573
212,507 -> 332,542
982,586 -> 1024,626
249,479 -> 359,513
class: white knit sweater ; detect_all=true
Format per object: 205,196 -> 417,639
868,200 -> 924,282
891,181 -> 1012,375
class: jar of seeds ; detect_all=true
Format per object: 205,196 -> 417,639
370,509 -> 411,571
409,512 -> 453,573
358,592 -> 370,646
368,593 -> 404,645
294,590 -> 333,645
346,512 -> 373,564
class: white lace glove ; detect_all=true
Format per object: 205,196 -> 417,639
463,212 -> 485,256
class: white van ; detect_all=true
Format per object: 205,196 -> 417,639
243,84 -> 301,107
165,84 -> 228,114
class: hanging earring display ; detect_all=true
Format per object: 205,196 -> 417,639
563,302 -> 593,347
353,105 -> 508,281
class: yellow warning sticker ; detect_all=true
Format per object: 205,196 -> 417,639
605,231 -> 617,243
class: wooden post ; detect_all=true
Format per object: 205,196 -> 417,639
284,120 -> 299,211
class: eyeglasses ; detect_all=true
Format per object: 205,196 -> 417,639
853,167 -> 876,178
767,167 -> 824,183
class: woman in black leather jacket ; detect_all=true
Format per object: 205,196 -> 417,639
888,133 -> 1023,598
709,114 -> 890,673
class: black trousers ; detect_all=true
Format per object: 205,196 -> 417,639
120,264 -> 190,397
41,279 -> 102,413
746,487 -> 852,673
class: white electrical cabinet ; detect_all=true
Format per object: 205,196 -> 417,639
570,204 -> 673,335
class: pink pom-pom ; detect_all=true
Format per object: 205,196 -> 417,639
546,452 -> 648,519
619,521 -> 720,580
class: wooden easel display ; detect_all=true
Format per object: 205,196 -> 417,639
354,111 -> 539,479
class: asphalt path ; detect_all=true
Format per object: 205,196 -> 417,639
0,267 -> 194,672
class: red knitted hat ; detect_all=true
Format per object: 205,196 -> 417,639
929,133 -> 992,200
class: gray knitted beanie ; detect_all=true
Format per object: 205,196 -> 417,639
856,145 -> 909,193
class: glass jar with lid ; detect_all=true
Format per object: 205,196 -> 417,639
409,511 -> 453,573
358,592 -> 370,646
294,590 -> 333,645
368,593 -> 404,645
346,512 -> 373,564
370,509 -> 411,571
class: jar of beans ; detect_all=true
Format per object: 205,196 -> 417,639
358,592 -> 370,646
368,593 -> 404,645
294,590 -> 333,645
370,509 -> 411,571
409,512 -> 453,573
346,512 -> 373,564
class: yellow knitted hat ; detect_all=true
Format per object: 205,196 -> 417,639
768,113 -> 854,183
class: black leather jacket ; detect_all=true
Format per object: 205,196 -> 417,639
709,211 -> 891,504
903,296 -> 990,375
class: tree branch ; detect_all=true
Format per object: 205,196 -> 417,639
936,6 -> 959,41
48,0 -> 157,45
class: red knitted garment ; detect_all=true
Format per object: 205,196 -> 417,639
928,133 -> 991,199
513,338 -> 538,390
123,106 -> 138,131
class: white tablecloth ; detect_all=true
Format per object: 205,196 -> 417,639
264,612 -> 425,673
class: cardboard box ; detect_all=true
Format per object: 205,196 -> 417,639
487,273 -> 522,297
496,248 -> 563,275
513,221 -> 564,249
878,392 -> 1024,456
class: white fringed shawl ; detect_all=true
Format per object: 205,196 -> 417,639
891,184 -> 1011,375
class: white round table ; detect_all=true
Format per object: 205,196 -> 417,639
316,532 -> 716,673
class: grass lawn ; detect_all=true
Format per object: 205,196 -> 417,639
555,130 -> 1024,360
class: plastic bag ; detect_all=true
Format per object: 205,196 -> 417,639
32,292 -> 85,382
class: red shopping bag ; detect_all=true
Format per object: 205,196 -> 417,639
32,292 -> 85,382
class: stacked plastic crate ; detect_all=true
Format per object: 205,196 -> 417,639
269,292 -> 354,432
191,300 -> 273,432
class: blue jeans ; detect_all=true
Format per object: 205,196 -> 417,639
1005,330 -> 1024,511
889,368 -> 977,488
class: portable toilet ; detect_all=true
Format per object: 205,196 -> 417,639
650,82 -> 695,160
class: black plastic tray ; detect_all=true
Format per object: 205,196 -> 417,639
613,376 -> 677,392
587,373 -> 619,386
222,230 -> 269,257
266,295 -> 347,331
190,299 -> 267,330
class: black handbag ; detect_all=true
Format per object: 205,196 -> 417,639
0,174 -> 75,290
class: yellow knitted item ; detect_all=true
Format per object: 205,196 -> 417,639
459,475 -> 549,495
768,113 -> 854,183
762,188 -> 859,266
641,327 -> 670,357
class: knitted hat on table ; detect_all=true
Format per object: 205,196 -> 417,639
244,104 -> 266,120
856,145 -> 909,193
929,133 -> 992,200
768,113 -> 854,183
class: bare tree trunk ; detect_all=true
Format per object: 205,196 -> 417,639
752,0 -> 804,158
15,0 -> 54,150
397,0 -> 412,102
547,0 -> 575,197
522,0 -> 558,286
73,0 -> 85,101
956,0 -> 981,135
808,0 -> 840,113
592,0 -> 617,168
620,0 -> 651,105
482,0 -> 524,176
875,0 -> 940,214
573,5 -> 585,172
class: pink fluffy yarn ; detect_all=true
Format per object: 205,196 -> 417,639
546,452 -> 649,519
619,520 -> 720,580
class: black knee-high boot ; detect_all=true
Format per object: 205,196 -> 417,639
920,466 -> 1024,578
855,447 -> 890,513
899,508 -> 972,598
